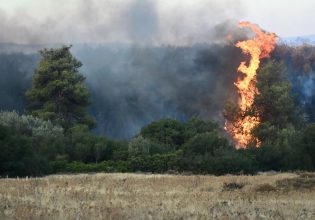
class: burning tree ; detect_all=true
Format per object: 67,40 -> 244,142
251,61 -> 302,144
224,22 -> 277,148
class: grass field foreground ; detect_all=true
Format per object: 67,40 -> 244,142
1,172 -> 315,219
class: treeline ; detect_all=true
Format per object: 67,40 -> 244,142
1,44 -> 315,138
0,46 -> 315,177
1,112 -> 315,177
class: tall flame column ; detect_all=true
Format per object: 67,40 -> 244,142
225,22 -> 277,148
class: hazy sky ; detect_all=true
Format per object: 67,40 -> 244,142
241,0 -> 315,37
0,0 -> 314,44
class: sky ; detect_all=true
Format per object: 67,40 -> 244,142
0,0 -> 314,44
241,0 -> 315,37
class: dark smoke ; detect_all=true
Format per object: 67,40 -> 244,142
272,44 -> 315,122
0,0 -> 248,138
0,52 -> 37,110
0,42 -> 244,138
73,44 -> 243,138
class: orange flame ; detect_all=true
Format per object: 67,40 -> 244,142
225,22 -> 277,148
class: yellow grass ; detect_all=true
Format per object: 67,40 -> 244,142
1,172 -> 315,219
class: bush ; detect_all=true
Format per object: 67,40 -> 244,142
222,182 -> 246,191
0,111 -> 63,137
128,135 -> 167,155
140,118 -> 185,150
0,112 -> 66,177
65,128 -> 127,163
181,132 -> 231,173
0,126 -> 53,177
60,161 -> 129,173
127,150 -> 183,173
294,124 -> 315,169
183,117 -> 219,141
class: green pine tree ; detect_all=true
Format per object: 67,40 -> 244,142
26,46 -> 95,129
251,61 -> 302,144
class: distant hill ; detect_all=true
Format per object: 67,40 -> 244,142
281,35 -> 315,45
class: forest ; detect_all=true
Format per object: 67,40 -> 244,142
1,43 -> 315,177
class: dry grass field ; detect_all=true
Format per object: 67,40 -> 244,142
1,172 -> 315,220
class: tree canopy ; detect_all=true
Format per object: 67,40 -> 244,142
252,61 -> 302,144
26,46 -> 95,129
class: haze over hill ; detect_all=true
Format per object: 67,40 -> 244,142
282,35 -> 315,45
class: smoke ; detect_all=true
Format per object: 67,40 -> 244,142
1,0 -> 314,139
0,0 -> 243,45
68,44 -> 242,138
0,53 -> 37,110
0,0 -> 251,138
0,43 -> 244,138
272,44 -> 315,122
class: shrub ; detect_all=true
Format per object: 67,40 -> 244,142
0,127 -> 53,177
0,111 -> 63,137
128,135 -> 167,155
140,118 -> 185,150
254,183 -> 276,193
222,182 -> 246,191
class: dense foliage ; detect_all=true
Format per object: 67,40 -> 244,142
26,46 -> 95,129
0,45 -> 315,177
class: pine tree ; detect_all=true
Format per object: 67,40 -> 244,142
251,61 -> 302,144
26,46 -> 95,129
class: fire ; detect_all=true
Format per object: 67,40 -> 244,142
225,22 -> 277,148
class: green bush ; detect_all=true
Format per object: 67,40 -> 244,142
0,125 -> 53,177
140,118 -> 185,150
57,161 -> 129,173
128,135 -> 169,155
0,111 -> 63,137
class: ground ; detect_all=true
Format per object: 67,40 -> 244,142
0,172 -> 315,220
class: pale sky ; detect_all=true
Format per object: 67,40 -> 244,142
241,0 -> 315,37
0,0 -> 314,44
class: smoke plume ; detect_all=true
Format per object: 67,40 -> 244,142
0,0 -> 243,45
4,0 -> 314,139
0,0 -> 251,138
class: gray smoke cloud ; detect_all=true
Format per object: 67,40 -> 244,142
0,43 -> 245,138
0,0 -> 244,45
69,43 -> 243,138
0,0 -> 251,138
1,1 -> 314,140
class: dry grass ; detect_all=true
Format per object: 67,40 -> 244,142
254,183 -> 277,193
222,182 -> 246,191
0,172 -> 315,219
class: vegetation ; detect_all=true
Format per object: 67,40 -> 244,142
26,46 -> 95,129
1,46 -> 315,177
1,172 -> 315,219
